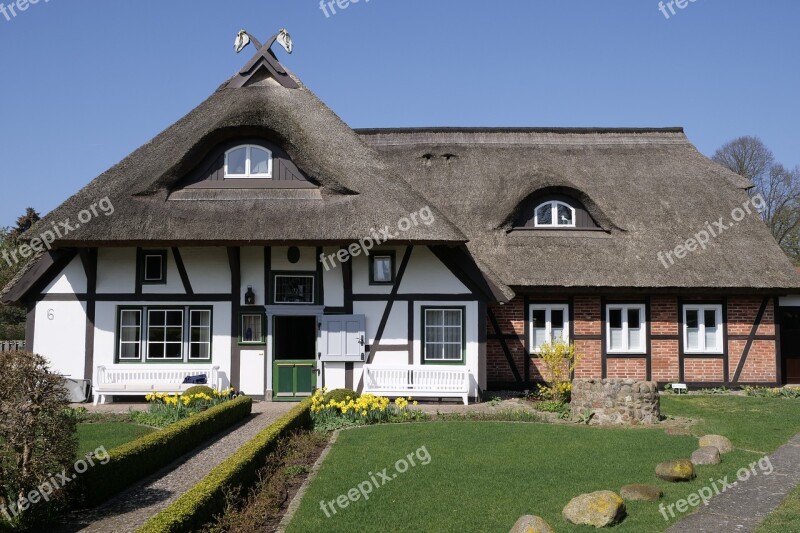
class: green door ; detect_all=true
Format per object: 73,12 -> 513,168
272,316 -> 318,401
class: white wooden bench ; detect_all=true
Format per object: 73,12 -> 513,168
93,366 -> 220,405
363,365 -> 471,405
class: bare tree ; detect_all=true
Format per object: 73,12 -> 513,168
713,136 -> 800,263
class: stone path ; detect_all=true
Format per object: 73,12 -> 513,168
666,432 -> 800,532
57,401 -> 294,533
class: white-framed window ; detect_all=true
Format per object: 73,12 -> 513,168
224,145 -> 273,179
422,307 -> 465,364
683,304 -> 723,354
147,309 -> 185,360
606,304 -> 646,353
189,309 -> 212,360
534,200 -> 576,227
118,309 -> 142,360
530,304 -> 569,353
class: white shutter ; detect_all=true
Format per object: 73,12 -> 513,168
318,315 -> 366,362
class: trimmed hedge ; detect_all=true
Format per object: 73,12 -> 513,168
77,396 -> 253,508
137,398 -> 313,533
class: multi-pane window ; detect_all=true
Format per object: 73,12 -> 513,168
189,310 -> 212,360
273,274 -> 315,304
370,254 -> 395,285
534,200 -> 576,227
684,304 -> 723,354
423,308 -> 464,363
240,313 -> 265,344
118,310 -> 142,360
530,304 -> 569,353
607,304 -> 646,353
224,145 -> 273,178
117,307 -> 213,362
147,310 -> 184,360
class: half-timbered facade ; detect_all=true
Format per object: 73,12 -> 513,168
2,34 -> 799,401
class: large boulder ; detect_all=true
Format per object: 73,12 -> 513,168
563,490 -> 626,528
620,484 -> 663,502
509,515 -> 553,533
691,446 -> 721,465
699,435 -> 733,454
656,459 -> 696,482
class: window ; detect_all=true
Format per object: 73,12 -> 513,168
422,307 -> 465,364
534,200 -> 575,227
683,304 -> 723,354
189,310 -> 212,360
141,250 -> 167,284
116,306 -> 213,363
147,309 -> 184,360
369,252 -> 395,285
224,145 -> 273,179
606,304 -> 646,353
273,274 -> 316,304
240,313 -> 266,344
530,304 -> 569,353
118,309 -> 142,360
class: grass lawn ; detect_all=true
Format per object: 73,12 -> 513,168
287,395 -> 800,532
757,484 -> 800,532
76,421 -> 155,458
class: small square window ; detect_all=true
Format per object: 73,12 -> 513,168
141,250 -> 167,284
240,313 -> 265,344
369,252 -> 396,285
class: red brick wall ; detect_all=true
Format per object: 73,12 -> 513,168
485,295 -> 778,388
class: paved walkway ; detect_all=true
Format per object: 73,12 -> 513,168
58,401 -> 294,533
667,432 -> 800,532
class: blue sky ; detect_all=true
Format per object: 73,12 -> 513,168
0,0 -> 798,227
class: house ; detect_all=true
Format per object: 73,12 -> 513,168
2,33 -> 799,402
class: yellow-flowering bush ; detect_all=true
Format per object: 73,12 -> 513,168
136,388 -> 237,428
536,340 -> 581,403
310,388 -> 425,431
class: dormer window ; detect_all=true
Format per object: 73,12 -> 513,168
224,145 -> 273,179
535,200 -> 575,227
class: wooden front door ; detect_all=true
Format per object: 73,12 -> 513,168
781,307 -> 800,384
272,315 -> 318,400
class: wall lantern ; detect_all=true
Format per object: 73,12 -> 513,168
245,285 -> 256,305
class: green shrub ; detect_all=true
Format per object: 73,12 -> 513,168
536,340 -> 581,402
182,385 -> 215,397
76,396 -> 252,509
322,388 -> 359,403
137,398 -> 312,533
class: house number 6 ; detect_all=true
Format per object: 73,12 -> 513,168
47,309 -> 55,321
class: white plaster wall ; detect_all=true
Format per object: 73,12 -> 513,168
240,349 -> 266,395
321,362 -> 346,390
370,350 -> 410,367
33,300 -> 86,378
412,300 -> 480,398
322,246 -> 344,308
272,246 -> 317,272
399,246 -> 469,294
43,256 -> 87,294
97,248 -> 136,293
780,296 -> 800,306
181,248 -> 230,294
240,247 -> 266,306
381,302 -> 408,345
353,301 -> 399,345
142,249 -> 185,294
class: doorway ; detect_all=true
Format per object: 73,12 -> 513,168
272,315 -> 318,400
781,307 -> 800,385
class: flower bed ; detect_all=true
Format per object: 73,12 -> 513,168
310,388 -> 427,431
131,387 -> 236,428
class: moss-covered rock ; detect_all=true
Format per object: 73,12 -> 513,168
509,514 -> 553,533
563,490 -> 626,527
699,434 -> 733,454
655,459 -> 696,482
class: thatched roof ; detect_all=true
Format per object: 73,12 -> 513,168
23,69 -> 465,247
359,128 -> 800,291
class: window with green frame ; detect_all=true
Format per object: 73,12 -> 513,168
421,306 -> 466,364
239,311 -> 266,345
115,306 -> 212,363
